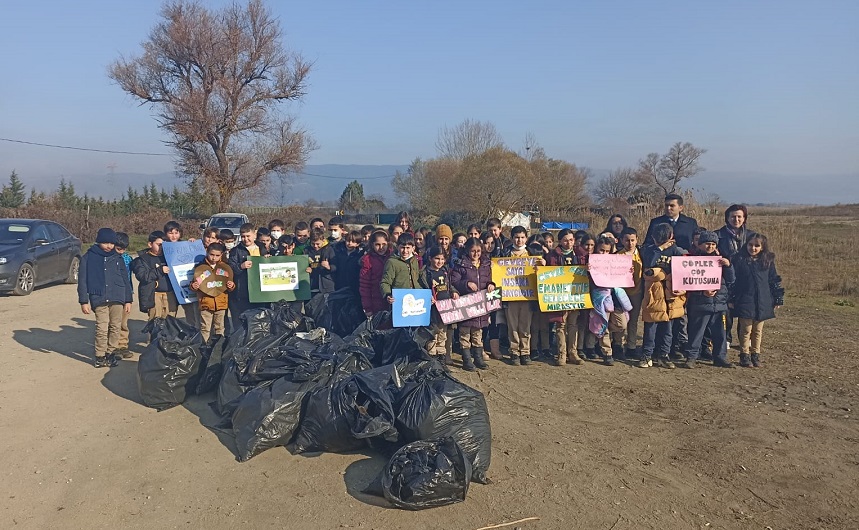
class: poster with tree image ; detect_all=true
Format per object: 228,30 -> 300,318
247,255 -> 311,303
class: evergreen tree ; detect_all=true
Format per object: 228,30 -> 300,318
0,170 -> 26,208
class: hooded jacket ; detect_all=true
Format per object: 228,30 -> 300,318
359,248 -> 391,314
730,254 -> 784,321
641,267 -> 686,323
78,244 -> 133,308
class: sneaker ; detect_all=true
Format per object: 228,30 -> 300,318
713,360 -> 734,368
583,348 -> 599,360
116,348 -> 133,359
636,359 -> 651,368
541,349 -> 553,360
750,353 -> 761,368
681,360 -> 696,369
603,356 -> 614,366
107,353 -> 119,367
657,357 -> 676,369
509,355 -> 521,366
93,356 -> 107,368
613,345 -> 626,361
739,354 -> 752,367
520,354 -> 532,366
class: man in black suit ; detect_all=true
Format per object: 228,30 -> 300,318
644,193 -> 699,253
644,193 -> 699,358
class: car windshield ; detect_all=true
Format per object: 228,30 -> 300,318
0,222 -> 31,245
210,217 -> 244,228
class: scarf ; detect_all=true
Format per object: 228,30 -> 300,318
85,244 -> 115,296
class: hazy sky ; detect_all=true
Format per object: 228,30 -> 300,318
1,0 -> 857,188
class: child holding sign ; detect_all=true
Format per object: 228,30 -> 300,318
451,238 -> 495,371
546,229 -> 585,366
589,235 -> 633,366
681,231 -> 735,368
613,227 -> 644,360
730,234 -> 784,368
190,243 -> 236,343
419,246 -> 460,370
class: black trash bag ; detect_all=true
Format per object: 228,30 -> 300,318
395,367 -> 492,484
189,334 -> 224,395
305,288 -> 367,337
269,300 -> 312,336
381,437 -> 472,510
365,327 -> 433,369
232,376 -> 320,462
291,365 -> 403,454
137,317 -> 204,411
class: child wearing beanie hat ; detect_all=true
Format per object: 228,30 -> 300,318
78,227 -> 133,368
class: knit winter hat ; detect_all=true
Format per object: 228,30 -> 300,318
95,227 -> 117,244
697,230 -> 719,245
436,224 -> 453,240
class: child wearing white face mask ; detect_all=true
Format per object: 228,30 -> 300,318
268,219 -> 285,242
328,216 -> 345,243
219,230 -> 237,254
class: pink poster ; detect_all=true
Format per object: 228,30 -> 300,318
671,256 -> 723,291
589,254 -> 634,288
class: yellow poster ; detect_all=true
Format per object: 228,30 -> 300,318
536,265 -> 593,311
491,257 -> 540,301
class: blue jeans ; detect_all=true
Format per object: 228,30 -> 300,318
642,321 -> 673,360
685,311 -> 728,363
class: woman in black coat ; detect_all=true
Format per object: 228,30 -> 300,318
716,204 -> 758,345
730,234 -> 784,368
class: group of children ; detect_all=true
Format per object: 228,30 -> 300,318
78,202 -> 784,372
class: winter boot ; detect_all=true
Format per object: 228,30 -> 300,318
472,348 -> 488,369
444,350 -> 454,366
567,350 -> 584,365
739,353 -> 752,367
489,339 -> 503,360
461,350 -> 476,372
750,353 -> 761,368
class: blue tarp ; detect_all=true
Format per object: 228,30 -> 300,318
541,221 -> 589,230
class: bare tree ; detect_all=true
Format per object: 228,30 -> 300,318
108,0 -> 315,211
435,119 -> 504,160
594,167 -> 640,210
520,131 -> 544,162
634,142 -> 707,198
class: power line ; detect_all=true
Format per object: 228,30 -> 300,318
0,137 -> 171,156
0,136 -> 399,181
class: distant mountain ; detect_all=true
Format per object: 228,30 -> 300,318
35,164 -> 409,205
24,165 -> 858,206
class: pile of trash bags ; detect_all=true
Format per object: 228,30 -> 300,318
136,289 -> 491,509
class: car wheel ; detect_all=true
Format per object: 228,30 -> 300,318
64,256 -> 80,284
13,263 -> 35,296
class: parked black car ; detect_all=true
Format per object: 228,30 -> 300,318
0,219 -> 82,295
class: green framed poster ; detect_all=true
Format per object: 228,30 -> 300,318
247,255 -> 311,303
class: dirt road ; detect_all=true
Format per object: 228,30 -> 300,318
1,284 -> 857,529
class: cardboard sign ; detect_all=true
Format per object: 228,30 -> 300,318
536,266 -> 593,311
437,288 -> 502,325
589,254 -> 634,288
491,257 -> 540,301
392,289 -> 433,327
671,256 -> 723,291
162,240 -> 206,304
193,262 -> 233,297
248,255 -> 312,303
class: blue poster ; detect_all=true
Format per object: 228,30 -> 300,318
392,288 -> 432,327
162,240 -> 206,304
